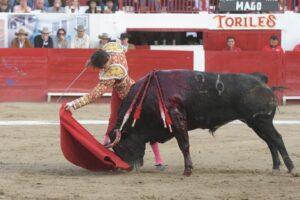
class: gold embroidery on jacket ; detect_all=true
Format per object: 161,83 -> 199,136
103,42 -> 124,53
73,80 -> 115,109
100,64 -> 127,80
114,77 -> 135,99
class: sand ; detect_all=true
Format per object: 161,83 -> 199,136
0,103 -> 300,200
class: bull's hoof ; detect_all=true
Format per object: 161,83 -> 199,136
129,160 -> 142,172
290,168 -> 299,177
272,169 -> 280,176
183,170 -> 192,177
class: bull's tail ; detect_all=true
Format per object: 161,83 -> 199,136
250,72 -> 269,84
250,73 -> 287,92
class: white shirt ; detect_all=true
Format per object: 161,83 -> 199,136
19,41 -> 24,48
65,6 -> 81,14
70,34 -> 90,48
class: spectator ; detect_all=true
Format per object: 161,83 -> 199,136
224,36 -> 241,52
47,0 -> 65,13
11,28 -> 33,48
120,32 -> 135,52
197,0 -> 209,11
31,0 -> 47,12
48,0 -> 65,7
13,0 -> 32,13
34,27 -> 53,48
139,0 -> 160,12
262,35 -> 284,53
53,28 -> 69,48
8,0 -> 15,11
186,35 -> 199,45
70,25 -> 90,48
103,0 -> 115,13
293,43 -> 300,52
85,0 -> 100,13
0,0 -> 10,12
97,32 -> 110,49
65,0 -> 80,13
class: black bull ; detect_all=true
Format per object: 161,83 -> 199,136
109,70 -> 298,176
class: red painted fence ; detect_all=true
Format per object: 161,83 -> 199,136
118,0 -> 298,12
1,49 -> 300,103
283,52 -> 300,96
205,51 -> 300,103
205,51 -> 284,86
0,49 -> 193,102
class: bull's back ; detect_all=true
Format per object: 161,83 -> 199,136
118,70 -> 277,134
155,70 -> 277,130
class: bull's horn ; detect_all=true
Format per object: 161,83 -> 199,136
105,129 -> 122,148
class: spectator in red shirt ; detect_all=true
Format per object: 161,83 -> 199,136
293,43 -> 300,52
262,35 -> 284,53
223,36 -> 241,52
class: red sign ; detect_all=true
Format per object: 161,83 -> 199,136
214,15 -> 277,29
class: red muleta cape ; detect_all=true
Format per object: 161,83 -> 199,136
59,104 -> 130,171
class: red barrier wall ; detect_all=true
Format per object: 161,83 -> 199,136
205,51 -> 284,86
0,49 -> 48,101
2,49 -> 300,103
205,51 -> 285,102
47,49 -> 96,91
205,51 -> 300,104
283,52 -> 300,96
0,49 -> 193,102
203,30 -> 281,51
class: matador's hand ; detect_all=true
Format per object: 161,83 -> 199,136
65,101 -> 75,111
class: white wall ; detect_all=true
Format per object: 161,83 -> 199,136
1,12 -> 300,50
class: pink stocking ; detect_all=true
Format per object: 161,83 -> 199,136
150,143 -> 163,165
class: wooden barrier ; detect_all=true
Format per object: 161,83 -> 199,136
1,49 -> 300,104
0,49 -> 193,102
282,52 -> 300,104
205,51 -> 285,103
205,51 -> 284,86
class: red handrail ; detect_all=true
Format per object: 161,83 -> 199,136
118,0 -> 300,13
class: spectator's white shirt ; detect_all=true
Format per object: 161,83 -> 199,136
65,6 -> 81,14
19,41 -> 24,48
71,34 -> 90,48
47,6 -> 66,13
13,5 -> 32,13
31,9 -> 46,13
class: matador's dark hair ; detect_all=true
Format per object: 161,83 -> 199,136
90,49 -> 110,69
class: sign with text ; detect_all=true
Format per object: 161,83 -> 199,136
213,15 -> 277,29
219,0 -> 279,12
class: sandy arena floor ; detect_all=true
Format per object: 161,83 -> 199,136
0,103 -> 300,200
